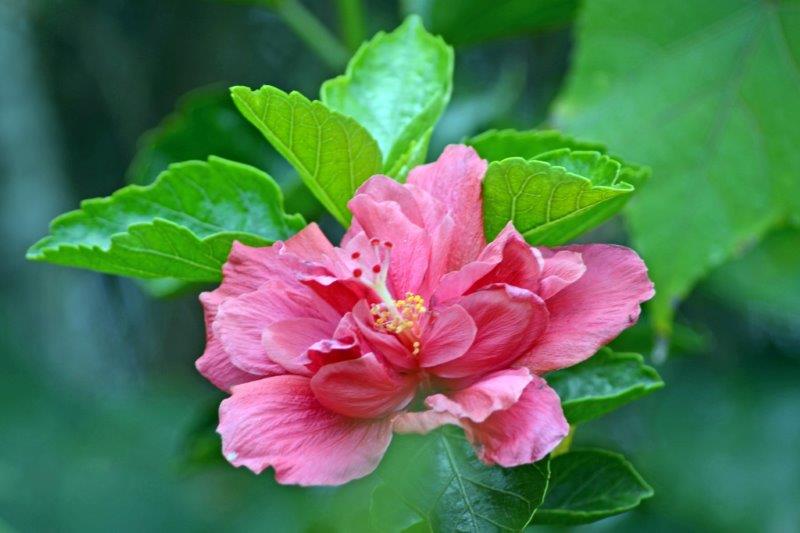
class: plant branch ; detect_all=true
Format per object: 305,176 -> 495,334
273,0 -> 348,71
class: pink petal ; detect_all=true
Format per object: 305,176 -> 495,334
429,285 -> 549,379
283,222 -> 337,264
261,317 -> 337,375
418,304 -> 477,368
407,144 -> 488,270
347,195 -> 431,296
310,353 -> 418,418
196,242 -> 282,391
196,319 -> 260,391
219,375 -> 393,485
518,244 -> 655,373
463,375 -> 569,467
351,301 -> 417,371
213,281 -> 339,377
393,410 -> 459,434
538,250 -> 586,299
433,224 -> 543,305
425,368 -> 533,423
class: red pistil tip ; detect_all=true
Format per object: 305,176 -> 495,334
384,241 -> 393,248
370,238 -> 380,246
372,264 -> 382,274
351,251 -> 361,259
353,268 -> 363,278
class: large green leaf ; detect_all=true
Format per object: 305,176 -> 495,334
321,15 -> 453,176
480,152 -> 636,245
405,0 -> 578,45
231,85 -> 383,226
127,88 -> 273,186
547,349 -> 664,424
531,449 -> 653,525
553,0 -> 800,333
27,157 -> 305,280
371,428 -> 550,532
702,227 -> 800,337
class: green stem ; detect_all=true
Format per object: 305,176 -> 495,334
335,0 -> 366,52
273,0 -> 349,71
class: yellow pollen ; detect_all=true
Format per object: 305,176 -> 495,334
371,293 -> 427,348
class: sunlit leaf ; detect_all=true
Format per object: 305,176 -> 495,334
27,157 -> 305,280
321,15 -> 453,177
480,152 -> 636,245
231,85 -> 382,226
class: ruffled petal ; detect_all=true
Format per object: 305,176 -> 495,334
261,318 -> 338,375
407,144 -> 487,270
424,368 -> 532,423
347,195 -> 431,296
538,250 -> 586,299
196,242 -> 283,391
351,301 -> 417,371
463,375 -> 569,467
433,224 -> 543,305
518,244 -> 655,373
213,280 -> 339,377
393,410 -> 458,434
429,285 -> 549,379
310,353 -> 418,418
418,304 -> 476,368
219,375 -> 393,486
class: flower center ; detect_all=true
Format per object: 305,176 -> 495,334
347,238 -> 426,355
371,293 -> 427,355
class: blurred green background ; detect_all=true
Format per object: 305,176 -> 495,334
1,0 -> 798,531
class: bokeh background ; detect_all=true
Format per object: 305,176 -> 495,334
1,0 -> 798,531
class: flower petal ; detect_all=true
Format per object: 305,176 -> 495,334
393,410 -> 459,434
433,224 -> 543,305
518,244 -> 655,373
419,304 -> 476,368
424,368 -> 532,423
538,250 -> 586,299
196,317 -> 260,391
351,300 -> 417,371
429,285 -> 549,379
464,375 -> 568,467
311,353 -> 417,418
196,242 -> 281,391
219,375 -> 393,486
347,195 -> 431,296
261,317 -> 337,375
213,280 -> 339,377
407,144 -> 487,270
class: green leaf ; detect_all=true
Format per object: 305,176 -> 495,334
547,348 -> 664,424
321,15 -> 453,177
371,428 -> 550,532
405,0 -> 578,45
480,152 -> 636,245
553,0 -> 800,333
702,227 -> 800,336
127,88 -> 273,186
27,157 -> 305,281
532,449 -> 653,525
231,85 -> 383,226
469,128 -> 605,163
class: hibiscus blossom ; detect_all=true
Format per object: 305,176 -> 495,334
197,145 -> 654,486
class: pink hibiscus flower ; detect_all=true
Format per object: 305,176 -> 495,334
197,145 -> 654,486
